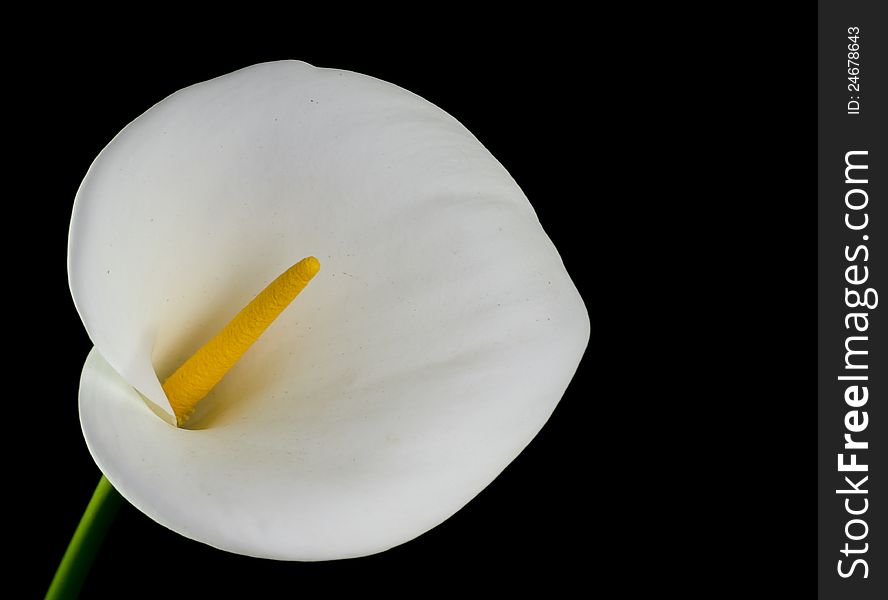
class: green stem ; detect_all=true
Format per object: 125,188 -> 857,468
45,475 -> 122,600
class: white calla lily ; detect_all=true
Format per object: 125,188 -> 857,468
68,60 -> 589,560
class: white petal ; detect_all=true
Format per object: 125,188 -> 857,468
71,61 -> 588,559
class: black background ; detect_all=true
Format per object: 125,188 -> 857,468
11,17 -> 815,598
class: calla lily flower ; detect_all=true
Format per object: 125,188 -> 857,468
68,60 -> 589,561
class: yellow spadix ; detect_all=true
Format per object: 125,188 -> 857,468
162,256 -> 320,426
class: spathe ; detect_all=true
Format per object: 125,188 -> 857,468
69,60 -> 589,560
